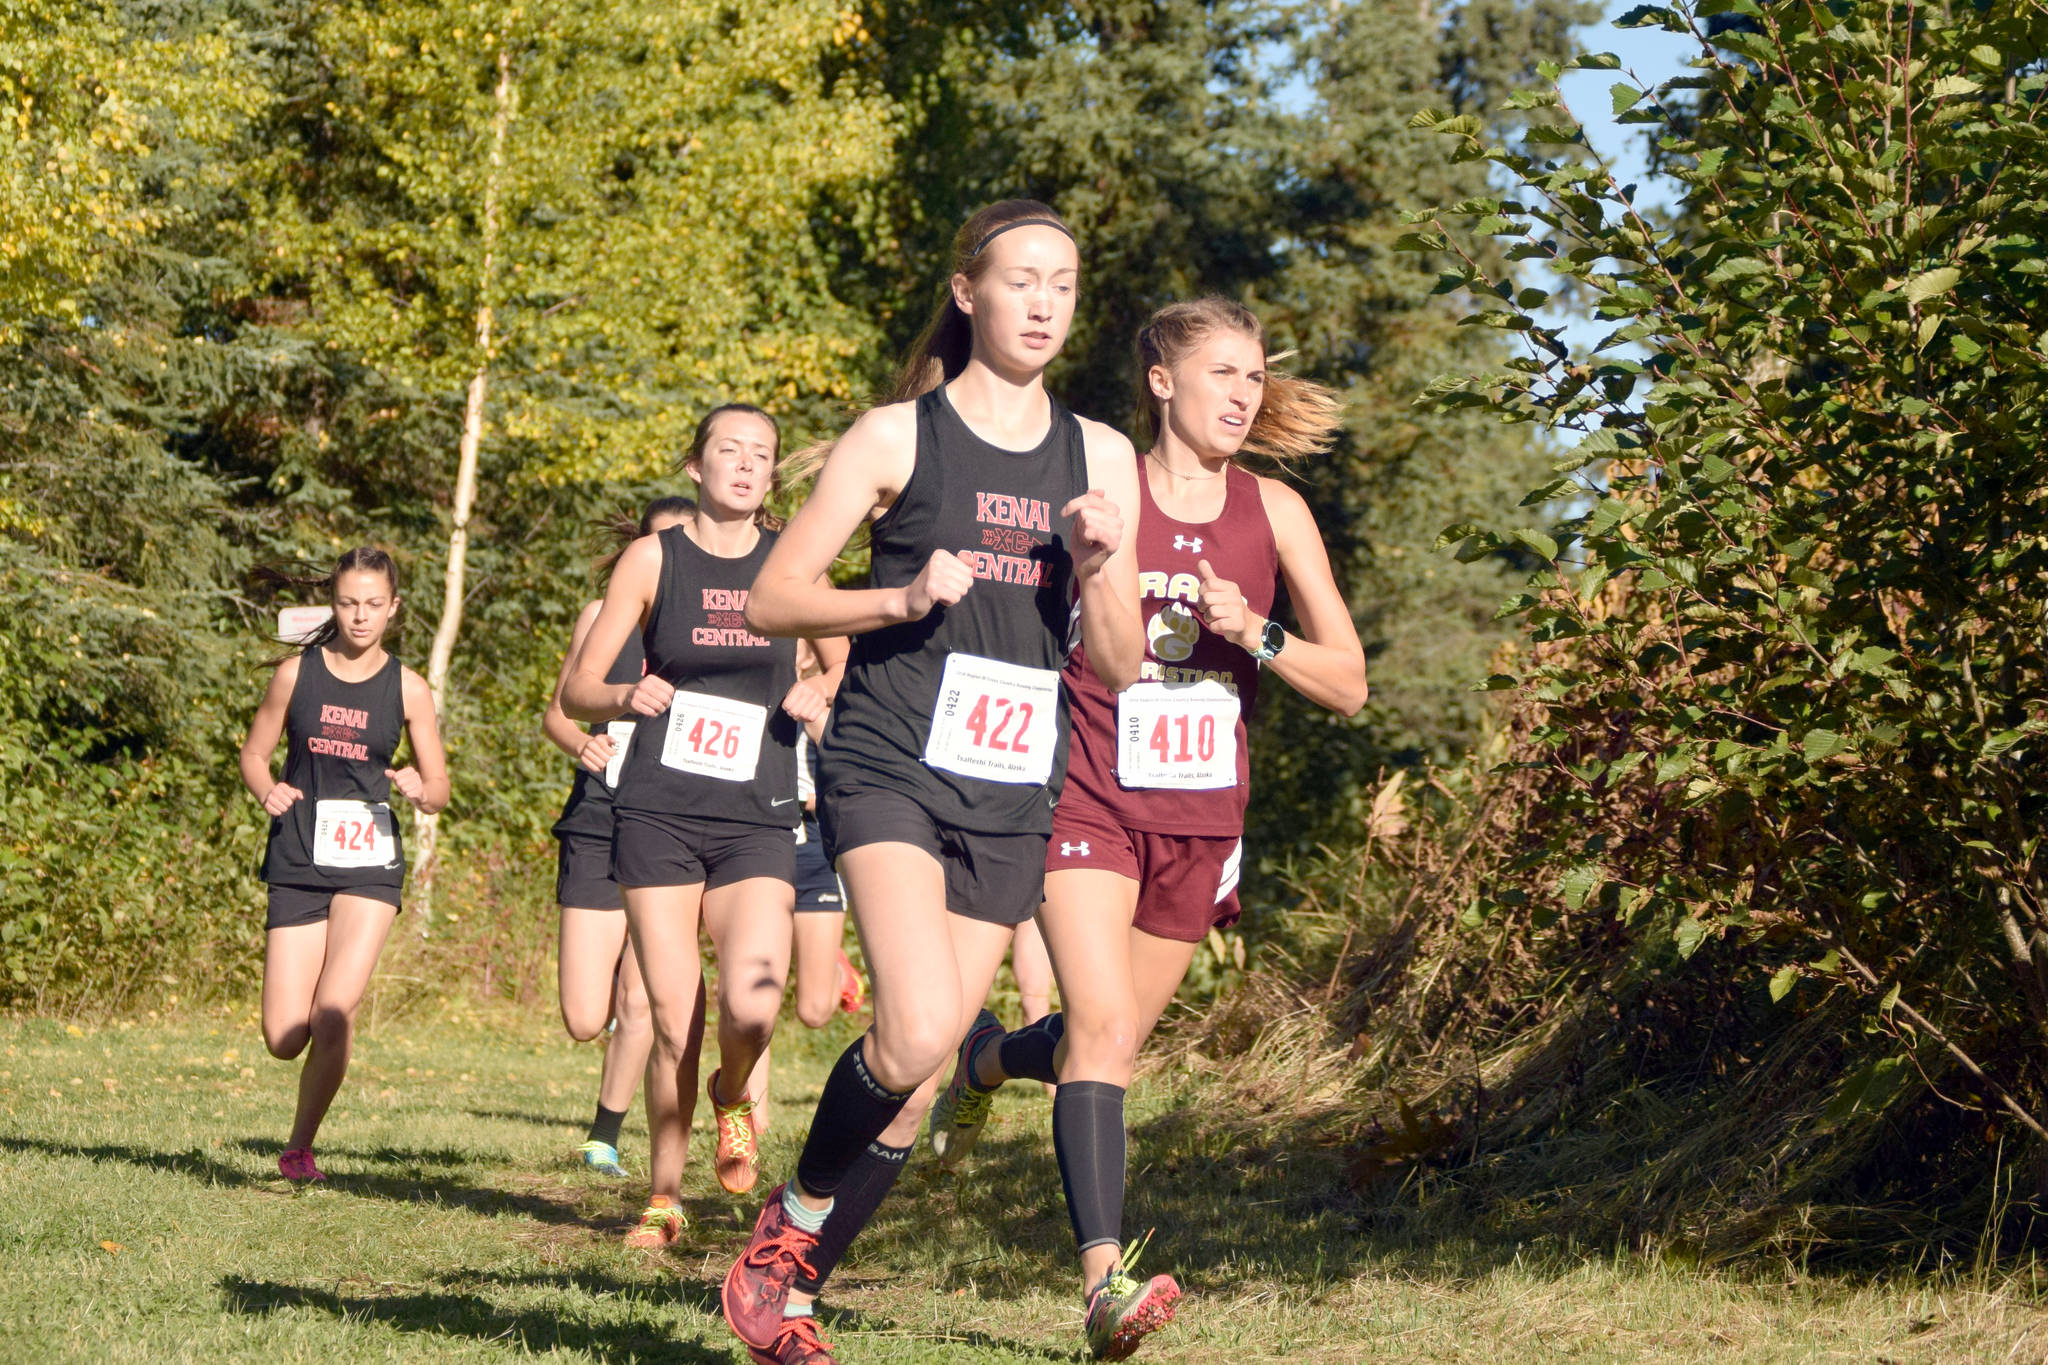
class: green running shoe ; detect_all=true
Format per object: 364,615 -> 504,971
1085,1235 -> 1181,1360
928,1008 -> 1005,1166
577,1139 -> 629,1179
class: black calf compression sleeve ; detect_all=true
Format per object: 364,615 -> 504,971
794,1035 -> 914,1199
790,1138 -> 911,1296
997,1011 -> 1065,1086
1053,1080 -> 1126,1254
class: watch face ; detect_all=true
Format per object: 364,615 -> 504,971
1262,620 -> 1285,654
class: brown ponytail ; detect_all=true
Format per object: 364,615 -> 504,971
782,199 -> 1077,486
256,546 -> 400,667
593,495 -> 698,585
1133,297 -> 1343,472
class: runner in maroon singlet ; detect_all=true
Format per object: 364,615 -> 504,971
930,298 -> 1367,1360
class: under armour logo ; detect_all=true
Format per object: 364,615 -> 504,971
1173,535 -> 1203,553
1059,841 -> 1090,857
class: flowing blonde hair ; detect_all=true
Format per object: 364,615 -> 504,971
1133,297 -> 1342,470
782,200 -> 1077,486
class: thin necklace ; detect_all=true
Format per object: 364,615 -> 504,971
1146,450 -> 1226,482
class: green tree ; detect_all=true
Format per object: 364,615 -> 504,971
0,0 -> 263,339
254,0 -> 897,905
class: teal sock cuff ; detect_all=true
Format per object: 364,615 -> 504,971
782,1182 -> 832,1234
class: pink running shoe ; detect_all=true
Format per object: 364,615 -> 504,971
278,1147 -> 325,1182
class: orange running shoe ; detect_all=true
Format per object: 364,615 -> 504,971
722,1184 -> 822,1351
835,949 -> 865,1014
708,1068 -> 760,1194
624,1194 -> 686,1248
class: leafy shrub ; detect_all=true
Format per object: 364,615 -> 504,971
1190,0 -> 2048,1262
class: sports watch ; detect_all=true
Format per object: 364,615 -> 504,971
1251,618 -> 1285,663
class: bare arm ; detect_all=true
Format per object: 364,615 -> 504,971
744,404 -> 967,639
239,657 -> 302,815
543,600 -> 623,773
563,537 -> 666,723
1072,420 -> 1145,691
1248,480 -> 1367,715
393,668 -> 452,813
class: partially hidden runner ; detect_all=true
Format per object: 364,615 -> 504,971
241,547 -> 450,1184
541,496 -> 697,1179
737,637 -> 864,1138
562,406 -> 846,1248
718,198 -> 1143,1365
927,297 -> 1366,1359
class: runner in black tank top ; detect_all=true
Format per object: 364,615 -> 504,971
562,406 -> 847,1247
540,497 -> 695,1181
239,547 -> 449,1186
719,201 -> 1144,1365
934,299 -> 1368,1360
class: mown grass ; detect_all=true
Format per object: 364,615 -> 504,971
2,999 -> 2045,1363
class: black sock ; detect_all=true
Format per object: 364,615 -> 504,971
588,1103 -> 627,1149
790,1138 -> 910,1296
1053,1080 -> 1126,1255
997,1011 -> 1065,1086
794,1034 -> 914,1199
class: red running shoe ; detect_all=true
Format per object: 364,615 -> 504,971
747,1312 -> 838,1364
722,1184 -> 822,1351
835,949 -> 865,1014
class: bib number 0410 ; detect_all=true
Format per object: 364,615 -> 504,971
1116,681 -> 1239,790
924,653 -> 1060,786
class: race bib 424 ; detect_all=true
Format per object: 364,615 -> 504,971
312,799 -> 399,870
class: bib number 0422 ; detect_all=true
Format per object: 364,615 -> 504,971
1116,680 -> 1240,790
924,653 -> 1059,786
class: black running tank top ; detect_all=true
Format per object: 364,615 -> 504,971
820,386 -> 1088,834
261,647 -> 407,889
551,622 -> 647,840
613,525 -> 799,827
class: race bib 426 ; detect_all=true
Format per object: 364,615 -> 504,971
660,691 -> 768,783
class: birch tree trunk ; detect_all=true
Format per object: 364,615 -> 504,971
411,47 -> 514,925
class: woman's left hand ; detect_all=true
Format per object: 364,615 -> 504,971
780,679 -> 831,725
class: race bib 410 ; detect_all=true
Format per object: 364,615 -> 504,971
1116,680 -> 1240,790
924,653 -> 1060,786
660,691 -> 768,783
312,799 -> 400,870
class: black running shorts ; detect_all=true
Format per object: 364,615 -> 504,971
610,808 -> 795,891
555,832 -> 623,911
265,881 -> 401,930
793,815 -> 844,914
817,783 -> 1045,926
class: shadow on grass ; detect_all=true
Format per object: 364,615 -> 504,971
219,1275 -> 730,1363
833,1089 -> 1532,1306
0,1135 -> 597,1227
464,1106 -> 583,1130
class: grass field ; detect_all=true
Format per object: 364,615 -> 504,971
3,999 -> 2045,1363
